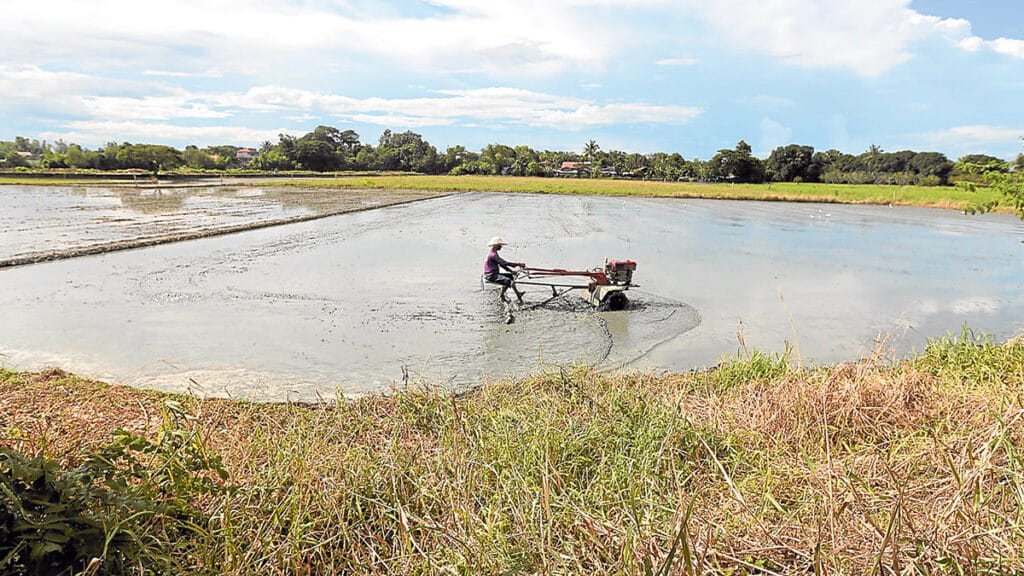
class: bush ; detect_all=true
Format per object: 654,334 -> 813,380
0,402 -> 229,575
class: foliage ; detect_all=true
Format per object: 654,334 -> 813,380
765,144 -> 818,182
99,143 -> 184,173
376,129 -> 439,173
957,160 -> 1024,219
697,346 -> 794,394
990,171 -> 1024,218
764,145 -> 955,185
916,325 -> 1024,383
0,130 -> 1001,185
706,140 -> 766,183
3,150 -> 31,168
0,402 -> 229,575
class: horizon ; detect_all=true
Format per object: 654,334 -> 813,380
2,0 -> 1022,161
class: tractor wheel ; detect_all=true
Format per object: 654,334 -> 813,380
604,291 -> 629,311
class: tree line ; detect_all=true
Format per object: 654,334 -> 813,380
3,127 -> 1022,186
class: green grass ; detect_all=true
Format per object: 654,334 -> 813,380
3,171 -> 1011,213
262,174 -> 1011,212
4,332 -> 1024,574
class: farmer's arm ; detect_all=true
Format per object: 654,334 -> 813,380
496,254 -> 524,272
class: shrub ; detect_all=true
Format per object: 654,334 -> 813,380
0,402 -> 229,575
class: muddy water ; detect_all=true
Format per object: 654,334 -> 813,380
1,191 -> 1022,400
0,185 -> 442,264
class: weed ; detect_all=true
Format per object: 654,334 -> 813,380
3,333 -> 1024,574
0,401 -> 230,575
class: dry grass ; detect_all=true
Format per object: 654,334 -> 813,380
2,330 -> 1023,574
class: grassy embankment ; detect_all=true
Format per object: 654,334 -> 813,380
3,172 -> 1010,213
264,174 -> 1011,213
3,330 -> 1023,574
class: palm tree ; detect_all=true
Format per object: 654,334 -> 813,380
583,140 -> 600,177
866,144 -> 882,173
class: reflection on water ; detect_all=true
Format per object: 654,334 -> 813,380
1,192 -> 1022,400
119,189 -> 188,213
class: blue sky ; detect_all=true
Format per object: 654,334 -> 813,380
2,0 -> 1022,160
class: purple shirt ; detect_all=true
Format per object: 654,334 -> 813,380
484,249 -> 516,276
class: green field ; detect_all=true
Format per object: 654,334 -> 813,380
265,174 -> 1010,212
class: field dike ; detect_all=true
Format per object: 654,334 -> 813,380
2,328 -> 1023,574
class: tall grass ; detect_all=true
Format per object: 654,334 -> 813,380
3,332 -> 1023,574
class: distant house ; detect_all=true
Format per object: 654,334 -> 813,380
236,147 -> 258,164
554,161 -> 592,178
16,151 -> 32,158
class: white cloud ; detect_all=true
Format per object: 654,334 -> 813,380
2,0 -> 1012,84
953,35 -> 1024,59
656,57 -> 700,66
143,69 -> 224,79
0,0 -> 626,78
80,95 -> 232,120
193,85 -> 702,129
348,114 -> 454,128
926,125 -> 1023,144
0,66 -> 232,120
5,0 -> 1021,156
957,36 -> 985,52
912,125 -> 1024,158
41,121 -> 294,148
0,65 -> 106,107
682,0 -> 972,76
990,38 -> 1024,59
28,82 -> 701,145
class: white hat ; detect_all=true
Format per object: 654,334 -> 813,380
487,236 -> 507,247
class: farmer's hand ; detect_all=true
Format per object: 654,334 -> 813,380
518,262 -> 526,268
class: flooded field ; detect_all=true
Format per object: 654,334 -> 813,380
2,189 -> 1022,400
0,184 -> 445,266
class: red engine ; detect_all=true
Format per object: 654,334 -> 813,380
605,260 -> 636,285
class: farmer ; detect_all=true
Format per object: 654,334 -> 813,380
484,236 -> 525,302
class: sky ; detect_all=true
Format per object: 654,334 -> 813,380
2,0 -> 1022,161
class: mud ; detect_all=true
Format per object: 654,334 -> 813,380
0,185 -> 447,267
1,191 -> 1023,401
